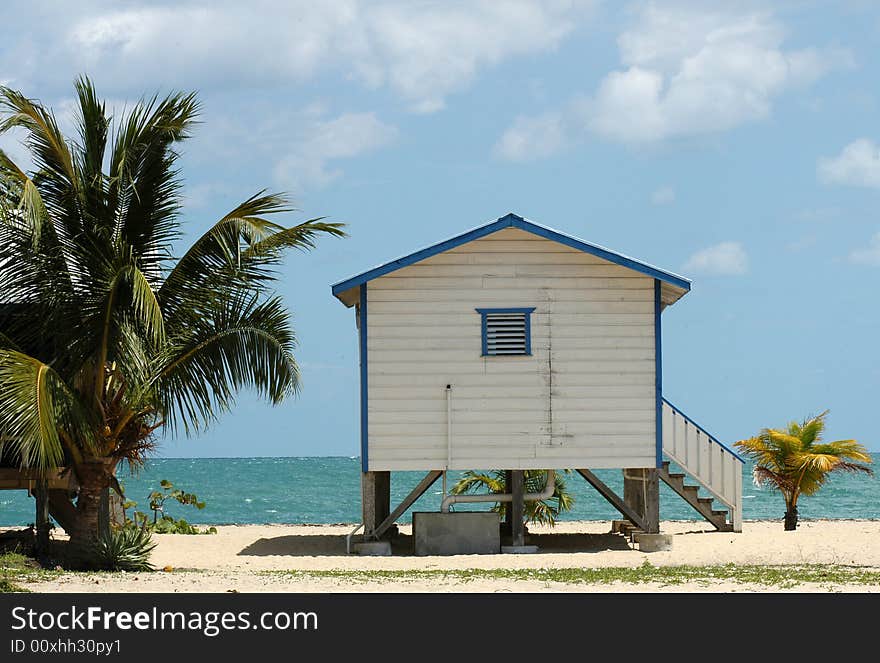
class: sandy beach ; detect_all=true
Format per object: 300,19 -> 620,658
10,519 -> 880,593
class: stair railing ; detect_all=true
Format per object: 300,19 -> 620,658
661,399 -> 743,532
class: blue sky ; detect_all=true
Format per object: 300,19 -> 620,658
2,1 -> 878,455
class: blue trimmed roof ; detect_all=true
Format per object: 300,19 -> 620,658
332,213 -> 691,305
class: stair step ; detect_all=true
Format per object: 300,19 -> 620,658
616,522 -> 644,543
660,458 -> 736,533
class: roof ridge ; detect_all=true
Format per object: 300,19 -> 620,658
331,213 -> 690,302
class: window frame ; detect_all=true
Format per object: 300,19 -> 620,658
475,307 -> 535,357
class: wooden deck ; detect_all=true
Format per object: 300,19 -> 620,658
0,467 -> 74,491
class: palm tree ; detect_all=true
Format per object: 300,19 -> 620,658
0,77 -> 344,564
451,470 -> 573,526
735,411 -> 873,530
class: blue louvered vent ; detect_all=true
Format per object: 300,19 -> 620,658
476,307 -> 534,356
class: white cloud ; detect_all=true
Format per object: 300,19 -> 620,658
494,112 -> 567,161
849,232 -> 880,266
651,186 -> 675,205
683,241 -> 748,275
818,139 -> 880,189
496,3 -> 848,157
273,111 -> 398,190
590,5 -> 845,143
54,1 -> 594,114
357,1 -> 592,113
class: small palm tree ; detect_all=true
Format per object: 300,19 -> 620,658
0,77 -> 344,564
735,411 -> 873,530
451,470 -> 573,526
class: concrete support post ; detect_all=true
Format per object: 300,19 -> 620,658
362,471 -> 391,536
623,468 -> 660,534
510,470 -> 525,547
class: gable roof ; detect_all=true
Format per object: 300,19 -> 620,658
331,213 -> 691,307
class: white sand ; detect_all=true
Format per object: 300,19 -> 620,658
17,520 -> 880,593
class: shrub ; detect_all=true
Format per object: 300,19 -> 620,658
92,527 -> 157,572
123,480 -> 216,535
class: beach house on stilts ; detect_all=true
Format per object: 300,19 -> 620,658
331,213 -> 743,555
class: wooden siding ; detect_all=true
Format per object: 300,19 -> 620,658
366,227 -> 656,471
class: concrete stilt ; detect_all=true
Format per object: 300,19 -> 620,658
623,468 -> 660,534
362,471 -> 391,537
501,470 -> 539,553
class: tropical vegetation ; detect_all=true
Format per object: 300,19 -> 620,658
92,526 -> 156,572
0,76 -> 343,565
124,479 -> 216,534
735,411 -> 873,530
451,469 -> 573,526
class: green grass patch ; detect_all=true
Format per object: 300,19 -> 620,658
0,550 -> 62,592
0,578 -> 30,593
261,563 -> 880,589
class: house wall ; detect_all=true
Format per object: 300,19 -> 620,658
365,227 -> 657,471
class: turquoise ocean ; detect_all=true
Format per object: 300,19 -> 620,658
1,455 -> 878,527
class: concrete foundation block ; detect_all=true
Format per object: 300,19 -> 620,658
634,533 -> 673,552
501,545 -> 539,554
352,540 -> 392,556
413,512 -> 500,556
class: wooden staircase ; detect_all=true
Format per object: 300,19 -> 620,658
661,399 -> 743,532
659,461 -> 734,532
575,402 -> 744,535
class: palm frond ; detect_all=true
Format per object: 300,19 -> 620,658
0,350 -> 97,468
735,435 -> 785,470
107,86 -> 199,277
0,85 -> 80,236
157,192 -> 289,311
0,148 -> 49,245
73,76 -> 109,232
826,461 -> 874,476
752,465 -> 794,495
153,293 -> 299,434
242,217 -> 347,259
794,411 -> 828,448
120,262 -> 166,347
0,86 -> 77,185
765,429 -> 805,455
811,440 -> 874,465
451,471 -> 505,495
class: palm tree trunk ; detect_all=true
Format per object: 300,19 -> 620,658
67,458 -> 113,567
784,504 -> 798,531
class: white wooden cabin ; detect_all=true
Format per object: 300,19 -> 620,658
332,213 -> 743,550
